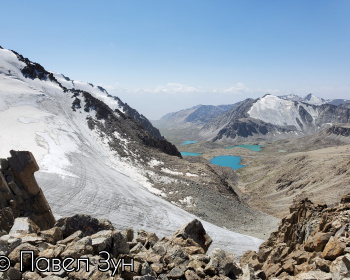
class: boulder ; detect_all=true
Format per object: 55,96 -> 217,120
322,237 -> 346,260
172,219 -> 212,252
112,229 -> 130,257
55,214 -> 114,238
304,232 -> 332,252
330,254 -> 350,279
207,248 -> 242,278
167,267 -> 184,279
91,230 -> 113,254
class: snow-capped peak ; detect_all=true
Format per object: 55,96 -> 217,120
302,93 -> 325,105
247,94 -> 318,130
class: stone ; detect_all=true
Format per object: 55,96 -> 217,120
255,270 -> 266,280
6,150 -> 55,230
294,270 -> 332,280
8,243 -> 39,266
9,217 -> 40,236
112,230 -> 130,257
163,245 -> 188,266
172,219 -> 212,252
131,242 -> 147,255
314,257 -> 331,272
167,267 -> 184,279
123,228 -> 134,242
22,271 -> 42,280
322,236 -> 346,260
60,236 -> 94,259
207,248 -> 242,278
6,267 -> 22,280
141,261 -> 156,277
184,270 -> 201,280
57,230 -> 83,245
151,262 -> 164,274
39,227 -> 63,244
304,232 -> 332,252
55,214 -> 114,238
91,230 -> 113,254
239,250 -> 262,270
330,254 -> 350,279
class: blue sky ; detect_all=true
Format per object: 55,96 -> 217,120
1,0 -> 349,119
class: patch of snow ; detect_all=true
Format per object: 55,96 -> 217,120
148,159 -> 163,167
179,196 -> 195,207
248,95 -> 319,130
186,172 -> 198,177
161,168 -> 183,176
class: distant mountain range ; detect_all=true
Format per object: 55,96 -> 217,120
279,93 -> 350,106
154,94 -> 350,143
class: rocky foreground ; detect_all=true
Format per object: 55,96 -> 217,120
0,196 -> 350,280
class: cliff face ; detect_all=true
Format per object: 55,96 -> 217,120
0,150 -> 55,231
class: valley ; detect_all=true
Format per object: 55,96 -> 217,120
162,123 -> 350,224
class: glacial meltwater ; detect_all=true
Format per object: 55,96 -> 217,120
180,152 -> 202,156
225,144 -> 263,152
210,155 -> 246,170
181,140 -> 198,145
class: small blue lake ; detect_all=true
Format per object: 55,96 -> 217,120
210,155 -> 246,170
225,144 -> 263,152
181,152 -> 202,157
181,141 -> 198,145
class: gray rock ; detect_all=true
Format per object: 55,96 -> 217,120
172,219 -> 212,252
208,248 -> 242,278
167,267 -> 184,279
112,230 -> 130,257
9,217 -> 40,236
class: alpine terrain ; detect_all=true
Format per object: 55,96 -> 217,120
0,46 -> 279,258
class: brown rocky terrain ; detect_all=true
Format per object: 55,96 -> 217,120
237,126 -> 350,218
240,193 -> 350,279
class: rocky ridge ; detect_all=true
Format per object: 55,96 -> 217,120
240,194 -> 350,279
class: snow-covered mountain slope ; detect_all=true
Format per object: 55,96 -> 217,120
279,93 -> 350,106
0,47 -> 266,256
200,94 -> 350,142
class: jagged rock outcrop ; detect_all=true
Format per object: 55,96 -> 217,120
240,193 -> 350,279
0,150 -> 55,232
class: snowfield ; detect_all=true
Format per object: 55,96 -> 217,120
248,94 -> 319,130
0,48 -> 263,257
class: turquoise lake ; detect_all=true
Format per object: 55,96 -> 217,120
225,144 -> 263,152
181,152 -> 202,156
181,141 -> 198,145
210,155 -> 246,170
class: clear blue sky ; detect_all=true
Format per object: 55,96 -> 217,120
1,0 -> 349,119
